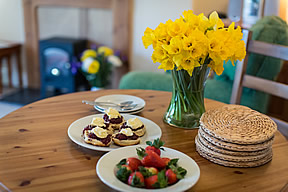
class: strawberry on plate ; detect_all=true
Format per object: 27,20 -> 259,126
165,169 -> 177,185
145,170 -> 168,189
128,172 -> 145,188
137,147 -> 166,169
139,166 -> 158,178
127,157 -> 142,171
145,138 -> 165,156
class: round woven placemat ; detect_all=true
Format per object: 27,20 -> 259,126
200,105 -> 277,144
196,143 -> 273,168
197,132 -> 271,156
195,135 -> 271,162
198,127 -> 274,152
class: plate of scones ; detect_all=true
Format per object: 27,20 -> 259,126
68,108 -> 162,151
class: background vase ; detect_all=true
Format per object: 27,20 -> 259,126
163,65 -> 210,129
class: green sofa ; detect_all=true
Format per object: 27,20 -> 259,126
119,16 -> 288,114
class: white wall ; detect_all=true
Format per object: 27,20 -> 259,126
131,0 -> 192,72
0,0 -> 24,42
0,0 -> 26,88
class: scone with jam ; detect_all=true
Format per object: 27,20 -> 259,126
112,128 -> 140,146
83,127 -> 112,147
88,117 -> 113,134
120,117 -> 146,137
103,108 -> 124,130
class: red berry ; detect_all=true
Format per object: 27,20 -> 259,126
145,146 -> 161,156
127,157 -> 142,171
165,169 -> 177,184
128,172 -> 145,188
162,157 -> 171,166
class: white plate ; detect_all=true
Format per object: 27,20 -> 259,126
94,94 -> 146,113
94,105 -> 145,115
96,145 -> 200,192
67,114 -> 161,151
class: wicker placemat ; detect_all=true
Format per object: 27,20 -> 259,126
195,135 -> 271,162
200,105 -> 277,144
196,142 -> 273,168
197,131 -> 271,156
198,127 -> 274,152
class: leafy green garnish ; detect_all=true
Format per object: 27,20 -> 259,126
116,158 -> 127,168
139,166 -> 153,178
146,138 -> 165,151
116,166 -> 131,183
152,170 -> 168,189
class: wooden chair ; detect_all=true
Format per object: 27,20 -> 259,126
0,41 -> 23,95
230,29 -> 288,139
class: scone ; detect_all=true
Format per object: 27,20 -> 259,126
90,117 -> 113,134
83,127 -> 112,147
103,108 -> 124,130
120,117 -> 146,137
112,128 -> 140,146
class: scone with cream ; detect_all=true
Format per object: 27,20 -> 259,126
112,128 -> 140,146
91,117 -> 113,134
103,108 -> 124,130
83,127 -> 112,147
120,117 -> 146,137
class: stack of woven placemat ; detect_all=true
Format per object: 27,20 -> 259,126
195,105 -> 277,168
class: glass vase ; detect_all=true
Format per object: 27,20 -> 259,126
163,65 -> 210,129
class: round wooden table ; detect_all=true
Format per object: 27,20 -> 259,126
0,90 -> 287,192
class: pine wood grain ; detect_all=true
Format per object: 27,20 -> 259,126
0,89 -> 287,192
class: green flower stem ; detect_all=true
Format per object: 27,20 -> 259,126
163,64 -> 210,129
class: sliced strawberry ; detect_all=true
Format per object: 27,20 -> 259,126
137,148 -> 166,169
145,138 -> 165,156
128,172 -> 145,188
165,169 -> 177,184
127,157 -> 142,171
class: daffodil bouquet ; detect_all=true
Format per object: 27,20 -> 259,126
80,46 -> 123,88
142,10 -> 246,128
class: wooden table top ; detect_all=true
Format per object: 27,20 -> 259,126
0,89 -> 287,192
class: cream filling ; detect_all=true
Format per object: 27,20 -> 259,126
119,128 -> 133,136
91,117 -> 106,127
92,127 -> 108,138
105,108 -> 120,119
127,117 -> 143,129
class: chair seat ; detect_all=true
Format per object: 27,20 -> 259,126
119,71 -> 173,92
205,79 -> 269,113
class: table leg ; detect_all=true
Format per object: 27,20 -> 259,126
16,48 -> 23,88
7,54 -> 13,88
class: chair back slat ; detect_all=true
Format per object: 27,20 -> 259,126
230,30 -> 252,104
243,75 -> 288,100
248,40 -> 288,60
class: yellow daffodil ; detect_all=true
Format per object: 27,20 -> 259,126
173,51 -> 200,75
98,46 -> 114,56
167,18 -> 188,37
81,49 -> 97,62
152,46 -> 168,63
142,10 -> 246,76
87,60 -> 100,74
158,57 -> 175,71
142,27 -> 157,49
209,11 -> 224,30
162,37 -> 182,55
